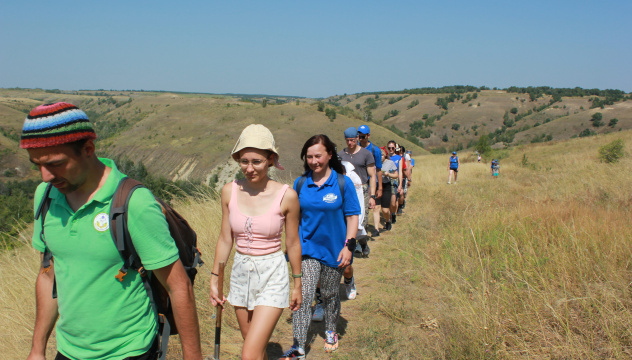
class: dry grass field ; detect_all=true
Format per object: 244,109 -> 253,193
2,129 -> 631,359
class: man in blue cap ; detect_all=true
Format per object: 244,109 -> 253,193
338,127 -> 376,300
357,125 -> 383,237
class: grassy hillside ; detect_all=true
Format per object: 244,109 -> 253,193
329,89 -> 632,152
3,129 -> 631,358
0,89 -> 426,185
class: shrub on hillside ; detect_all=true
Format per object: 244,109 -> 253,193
579,128 -> 595,137
608,118 -> 618,127
325,108 -> 336,121
418,129 -> 431,138
451,123 -> 460,131
383,109 -> 399,120
475,134 -> 491,156
598,139 -> 625,164
317,101 -> 325,112
510,107 -> 518,114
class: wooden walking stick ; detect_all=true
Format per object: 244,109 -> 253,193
213,262 -> 225,360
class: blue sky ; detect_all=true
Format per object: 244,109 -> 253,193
1,0 -> 630,98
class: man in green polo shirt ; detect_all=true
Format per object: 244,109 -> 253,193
21,102 -> 202,360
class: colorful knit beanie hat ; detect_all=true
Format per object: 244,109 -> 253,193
20,102 -> 97,149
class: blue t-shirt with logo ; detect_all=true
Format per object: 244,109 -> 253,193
294,170 -> 361,268
391,154 -> 402,170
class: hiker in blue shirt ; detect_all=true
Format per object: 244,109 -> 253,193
491,159 -> 500,178
386,140 -> 404,224
280,134 -> 360,358
448,151 -> 460,184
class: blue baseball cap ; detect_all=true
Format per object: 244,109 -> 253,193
358,125 -> 370,134
452,151 -> 457,155
344,127 -> 358,138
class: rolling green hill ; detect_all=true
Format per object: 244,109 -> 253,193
0,89 -> 426,185
326,88 -> 632,152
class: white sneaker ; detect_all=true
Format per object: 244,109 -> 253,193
345,277 -> 357,300
312,303 -> 324,322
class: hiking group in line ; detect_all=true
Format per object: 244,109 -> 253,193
21,102 -> 414,360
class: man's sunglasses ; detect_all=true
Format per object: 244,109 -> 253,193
359,135 -> 367,139
388,146 -> 395,150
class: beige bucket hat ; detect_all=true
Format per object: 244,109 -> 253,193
231,124 -> 284,170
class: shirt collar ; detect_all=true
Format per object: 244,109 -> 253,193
90,158 -> 125,204
306,169 -> 338,188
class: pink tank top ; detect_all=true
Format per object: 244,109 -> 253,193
229,181 -> 288,255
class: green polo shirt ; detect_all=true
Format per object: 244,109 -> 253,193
32,158 -> 179,360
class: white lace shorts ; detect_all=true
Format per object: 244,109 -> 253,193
227,250 -> 290,310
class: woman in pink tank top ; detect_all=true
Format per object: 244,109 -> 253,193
210,124 -> 302,360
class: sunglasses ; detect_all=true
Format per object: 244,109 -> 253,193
359,135 -> 367,139
388,146 -> 395,150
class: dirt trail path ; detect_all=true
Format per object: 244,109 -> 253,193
201,216 -> 427,360
265,232 -> 391,359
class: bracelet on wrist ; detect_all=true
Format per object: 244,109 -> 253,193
211,272 -> 219,277
292,272 -> 303,278
345,238 -> 357,252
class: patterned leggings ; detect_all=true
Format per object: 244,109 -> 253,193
292,257 -> 345,348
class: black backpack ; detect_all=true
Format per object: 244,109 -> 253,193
35,177 -> 203,360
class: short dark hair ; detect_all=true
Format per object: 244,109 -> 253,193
67,139 -> 89,155
300,134 -> 344,175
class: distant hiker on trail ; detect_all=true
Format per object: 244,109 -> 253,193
406,150 -> 415,175
491,159 -> 500,178
478,153 -> 482,163
448,151 -> 460,184
210,124 -> 303,360
400,145 -> 411,212
379,147 -> 398,231
22,102 -> 202,360
280,134 -> 360,358
387,140 -> 404,225
357,125 -> 383,238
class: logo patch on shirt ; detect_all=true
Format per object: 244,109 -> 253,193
323,193 -> 338,203
94,213 -> 109,232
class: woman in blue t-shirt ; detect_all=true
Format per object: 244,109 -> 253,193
280,134 -> 360,358
448,151 -> 460,184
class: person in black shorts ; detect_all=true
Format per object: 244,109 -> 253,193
378,147 -> 398,231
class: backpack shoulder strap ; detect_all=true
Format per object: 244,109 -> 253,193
337,173 -> 345,202
295,175 -> 307,197
36,183 -> 57,298
109,177 -> 145,281
35,183 -> 54,270
110,177 -> 172,360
